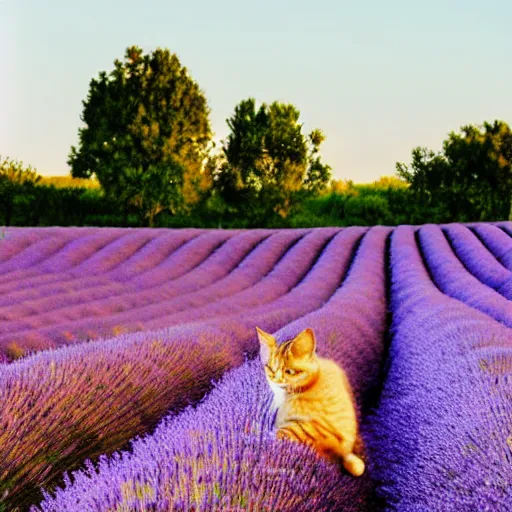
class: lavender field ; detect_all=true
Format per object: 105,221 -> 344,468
0,224 -> 511,511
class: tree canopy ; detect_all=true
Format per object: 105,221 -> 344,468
397,120 -> 512,221
68,46 -> 212,225
212,98 -> 331,224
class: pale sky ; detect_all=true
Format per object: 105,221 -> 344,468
2,0 -> 512,182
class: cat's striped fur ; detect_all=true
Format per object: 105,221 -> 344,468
257,326 -> 365,477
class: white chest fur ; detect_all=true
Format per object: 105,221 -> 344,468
268,379 -> 287,408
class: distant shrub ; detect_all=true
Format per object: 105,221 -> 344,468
344,194 -> 391,225
39,176 -> 100,189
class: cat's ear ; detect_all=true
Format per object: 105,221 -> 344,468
291,328 -> 316,359
256,327 -> 276,364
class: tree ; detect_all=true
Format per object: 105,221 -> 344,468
443,121 -> 512,220
396,147 -> 453,219
0,156 -> 41,226
213,98 -> 331,224
396,120 -> 512,222
68,46 -> 212,226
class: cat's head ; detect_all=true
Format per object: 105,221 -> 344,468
256,327 -> 320,392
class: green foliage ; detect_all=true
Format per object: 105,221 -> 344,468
213,98 -> 331,225
344,194 -> 391,225
0,163 -> 117,227
397,120 -> 512,222
0,156 -> 40,185
3,119 -> 510,229
287,177 -> 442,227
39,176 -> 101,189
68,46 -> 212,225
0,156 -> 41,226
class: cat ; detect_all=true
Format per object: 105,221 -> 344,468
256,326 -> 365,477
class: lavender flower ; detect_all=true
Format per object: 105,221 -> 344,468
472,223 -> 512,271
0,228 -> 48,263
418,224 -> 512,327
0,227 -> 364,509
367,225 -> 512,511
34,227 -> 390,512
443,224 -> 512,293
3,223 -> 510,511
0,230 -> 265,334
0,230 -> 203,315
0,230 -> 82,278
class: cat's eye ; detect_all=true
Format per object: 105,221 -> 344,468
285,368 -> 301,376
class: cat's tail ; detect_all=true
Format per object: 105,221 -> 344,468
343,453 -> 365,477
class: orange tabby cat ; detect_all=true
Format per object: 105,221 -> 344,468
256,326 -> 365,477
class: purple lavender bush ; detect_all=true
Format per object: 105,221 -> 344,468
0,228 -> 49,263
0,228 -> 134,300
0,229 -> 83,278
132,228 -> 335,331
418,224 -> 512,327
367,225 -> 512,511
0,227 -> 363,509
472,223 -> 512,271
495,220 -> 512,239
0,230 -> 207,324
0,228 -> 200,305
5,223 -> 511,511
0,229 -> 268,334
443,224 -> 512,294
0,228 -> 306,354
0,228 -> 120,292
0,230 -> 236,354
34,226 -> 390,512
0,228 -> 145,296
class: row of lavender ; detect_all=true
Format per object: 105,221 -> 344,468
3,223 -> 511,359
0,226 -> 366,508
1,223 -> 511,510
1,228 -> 359,358
41,227 -> 512,510
35,224 -> 512,511
35,227 -> 391,511
0,228 -> 252,356
369,225 -> 512,510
